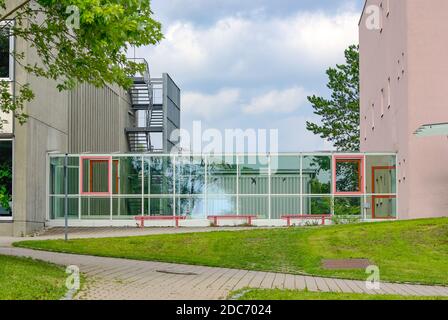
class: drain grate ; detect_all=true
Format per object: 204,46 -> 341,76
156,270 -> 199,276
322,259 -> 372,270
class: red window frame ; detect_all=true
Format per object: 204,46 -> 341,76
371,165 -> 397,219
80,156 -> 112,195
333,155 -> 365,196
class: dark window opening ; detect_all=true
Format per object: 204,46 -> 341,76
0,140 -> 13,216
0,27 -> 11,78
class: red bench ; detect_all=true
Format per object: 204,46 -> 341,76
134,216 -> 187,228
207,215 -> 257,226
281,214 -> 332,227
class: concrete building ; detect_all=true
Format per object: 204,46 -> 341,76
0,0 -> 180,236
359,0 -> 448,219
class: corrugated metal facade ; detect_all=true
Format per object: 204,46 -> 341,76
69,83 -> 131,153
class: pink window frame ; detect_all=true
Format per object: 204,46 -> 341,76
333,155 -> 365,196
80,156 -> 112,196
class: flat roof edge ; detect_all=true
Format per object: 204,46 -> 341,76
358,0 -> 368,26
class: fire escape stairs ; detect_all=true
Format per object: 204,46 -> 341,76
125,59 -> 154,153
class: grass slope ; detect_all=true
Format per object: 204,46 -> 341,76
0,255 -> 67,300
230,289 -> 448,300
14,218 -> 448,285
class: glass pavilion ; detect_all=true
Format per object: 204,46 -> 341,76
48,153 -> 398,224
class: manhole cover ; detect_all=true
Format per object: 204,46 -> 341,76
322,259 -> 372,270
156,270 -> 199,276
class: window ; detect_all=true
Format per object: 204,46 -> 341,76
80,156 -> 112,195
334,156 -> 364,195
0,22 -> 13,79
0,140 -> 13,217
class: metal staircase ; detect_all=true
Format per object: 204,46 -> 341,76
125,58 -> 154,152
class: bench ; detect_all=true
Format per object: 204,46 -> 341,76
207,215 -> 257,226
281,214 -> 332,227
134,216 -> 187,228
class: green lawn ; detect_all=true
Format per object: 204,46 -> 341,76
229,289 -> 448,300
0,255 -> 68,300
14,218 -> 448,285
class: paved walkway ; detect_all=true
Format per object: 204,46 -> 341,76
1,246 -> 448,300
1,227 -> 448,300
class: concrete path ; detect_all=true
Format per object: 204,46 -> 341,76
1,246 -> 448,300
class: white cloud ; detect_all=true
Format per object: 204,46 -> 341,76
182,88 -> 241,121
242,86 -> 309,115
140,10 -> 358,85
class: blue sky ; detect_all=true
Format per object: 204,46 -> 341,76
137,0 -> 365,152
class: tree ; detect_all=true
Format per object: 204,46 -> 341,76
306,45 -> 360,151
0,0 -> 163,129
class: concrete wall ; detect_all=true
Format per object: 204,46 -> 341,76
12,32 -> 69,236
1,0 -> 133,236
360,0 -> 448,219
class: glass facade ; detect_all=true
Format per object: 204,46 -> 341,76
49,153 -> 398,221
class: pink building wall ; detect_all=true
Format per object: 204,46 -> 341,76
359,0 -> 448,219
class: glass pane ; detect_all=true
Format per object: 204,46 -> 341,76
271,155 -> 300,194
50,197 -> 78,219
112,197 -> 141,219
50,157 -> 79,195
335,159 -> 362,193
366,155 -> 397,194
271,196 -> 301,219
239,155 -> 269,195
239,196 -> 268,218
81,197 -> 110,219
176,197 -> 205,219
176,156 -> 205,195
366,196 -> 397,219
112,157 -> 142,195
207,156 -> 237,195
145,156 -> 174,195
81,158 -> 110,193
302,156 -> 331,194
334,197 -> 362,216
207,196 -> 237,216
302,196 -> 331,215
0,28 -> 10,78
144,197 -> 173,216
0,140 -> 12,216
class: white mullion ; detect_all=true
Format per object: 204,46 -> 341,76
141,156 -> 144,216
236,156 -> 240,216
173,155 -> 176,218
204,155 -> 208,219
268,154 -> 271,220
300,155 -> 303,215
109,157 -> 113,221
78,156 -> 81,220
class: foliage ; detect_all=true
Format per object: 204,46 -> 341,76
15,218 -> 448,285
0,161 -> 12,210
229,288 -> 448,300
307,45 -> 360,151
0,0 -> 163,129
334,197 -> 361,217
0,255 -> 68,300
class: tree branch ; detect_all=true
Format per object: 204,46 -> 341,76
0,0 -> 31,22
